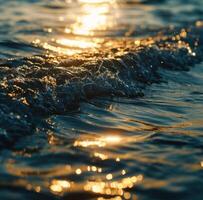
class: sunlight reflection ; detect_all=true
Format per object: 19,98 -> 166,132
106,173 -> 113,180
122,170 -> 126,175
94,152 -> 108,160
67,0 -> 115,37
102,135 -> 121,143
76,168 -> 82,175
84,174 -> 143,197
56,38 -> 99,48
74,140 -> 106,147
42,42 -> 81,55
50,180 -> 71,193
87,165 -> 103,173
35,186 -> 41,193
35,0 -> 118,55
74,135 -> 122,148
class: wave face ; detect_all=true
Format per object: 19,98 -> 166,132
0,26 -> 202,148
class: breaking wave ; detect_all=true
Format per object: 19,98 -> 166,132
0,25 -> 203,148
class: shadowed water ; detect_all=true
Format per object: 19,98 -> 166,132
0,0 -> 203,200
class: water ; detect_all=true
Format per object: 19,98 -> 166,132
0,0 -> 203,199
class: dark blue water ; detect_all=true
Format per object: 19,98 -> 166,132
0,0 -> 203,200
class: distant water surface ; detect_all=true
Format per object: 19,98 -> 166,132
0,0 -> 203,200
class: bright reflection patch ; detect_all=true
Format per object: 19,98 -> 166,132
71,4 -> 110,36
50,180 -> 71,193
36,0 -> 117,55
74,135 -> 122,148
56,38 -> 98,48
84,174 -> 143,197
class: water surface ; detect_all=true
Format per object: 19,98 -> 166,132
0,0 -> 203,200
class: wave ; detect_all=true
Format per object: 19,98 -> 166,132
0,25 -> 203,148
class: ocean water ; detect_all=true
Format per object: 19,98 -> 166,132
0,0 -> 203,199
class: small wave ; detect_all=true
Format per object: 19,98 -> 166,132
0,40 -> 44,59
0,25 -> 203,148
